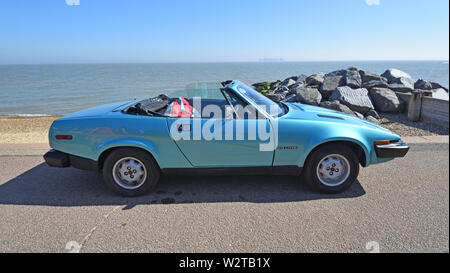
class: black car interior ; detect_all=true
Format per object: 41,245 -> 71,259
123,87 -> 261,119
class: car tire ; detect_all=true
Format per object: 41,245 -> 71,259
303,144 -> 359,193
102,148 -> 161,197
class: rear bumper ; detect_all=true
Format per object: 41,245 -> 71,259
44,149 -> 70,167
375,140 -> 410,158
43,150 -> 98,171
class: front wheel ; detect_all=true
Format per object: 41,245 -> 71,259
102,148 -> 161,197
303,144 -> 359,193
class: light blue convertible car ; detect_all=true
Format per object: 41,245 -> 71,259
44,80 -> 409,196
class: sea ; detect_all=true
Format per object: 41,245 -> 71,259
0,61 -> 448,117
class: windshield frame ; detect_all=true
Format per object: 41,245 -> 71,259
231,82 -> 286,119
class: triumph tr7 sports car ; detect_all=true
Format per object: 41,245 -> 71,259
44,80 -> 409,196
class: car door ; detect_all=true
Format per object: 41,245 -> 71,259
166,90 -> 275,167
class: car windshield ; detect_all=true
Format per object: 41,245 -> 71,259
167,82 -> 225,100
235,83 -> 285,117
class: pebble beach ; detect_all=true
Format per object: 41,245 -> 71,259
0,116 -> 61,144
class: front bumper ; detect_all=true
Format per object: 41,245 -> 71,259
375,140 -> 410,158
43,150 -> 98,171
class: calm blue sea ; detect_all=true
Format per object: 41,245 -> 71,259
0,61 -> 448,116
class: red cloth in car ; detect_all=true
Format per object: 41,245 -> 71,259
166,97 -> 194,117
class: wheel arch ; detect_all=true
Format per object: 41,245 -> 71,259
95,139 -> 161,170
304,139 -> 369,167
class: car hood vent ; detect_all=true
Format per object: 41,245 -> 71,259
317,114 -> 345,120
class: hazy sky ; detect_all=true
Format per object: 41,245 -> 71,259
0,0 -> 448,64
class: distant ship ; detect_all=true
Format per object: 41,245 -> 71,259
259,58 -> 285,62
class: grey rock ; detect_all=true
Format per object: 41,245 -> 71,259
296,74 -> 309,83
274,86 -> 289,94
414,78 -> 433,90
369,87 -> 405,113
325,69 -> 347,78
283,94 -> 297,102
265,93 -> 285,102
388,84 -> 410,93
354,111 -> 364,119
329,86 -> 374,114
391,77 -> 414,91
381,69 -> 413,83
306,73 -> 325,86
345,69 -> 362,88
288,82 -> 306,94
359,70 -> 387,83
295,87 -> 322,106
324,68 -> 363,88
429,88 -> 450,100
363,80 -> 389,90
415,79 -> 449,93
365,116 -> 380,124
271,80 -> 281,90
281,78 -> 296,88
388,82 -> 413,93
430,82 -> 449,92
319,100 -> 355,116
366,109 -> 381,120
283,75 -> 308,83
320,76 -> 344,99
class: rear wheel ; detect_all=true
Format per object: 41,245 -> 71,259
303,144 -> 359,193
102,148 -> 160,196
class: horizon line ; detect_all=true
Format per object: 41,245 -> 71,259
0,59 -> 449,66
